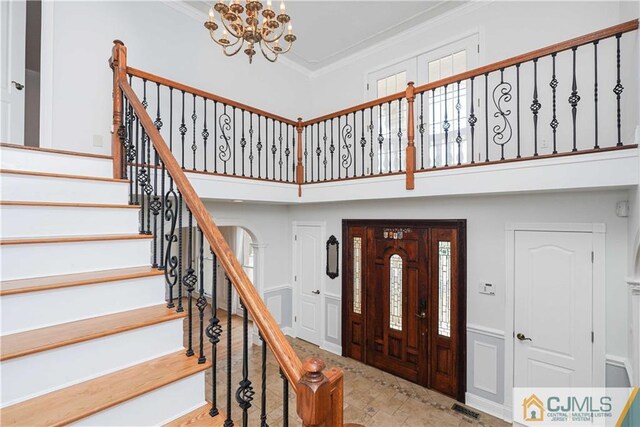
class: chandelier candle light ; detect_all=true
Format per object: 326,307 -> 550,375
204,0 -> 296,63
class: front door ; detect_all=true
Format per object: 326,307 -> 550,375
1,0 -> 26,145
295,224 -> 323,345
343,220 -> 466,400
514,230 -> 593,387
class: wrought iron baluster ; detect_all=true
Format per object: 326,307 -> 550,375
291,124 -> 296,182
281,368 -> 289,427
164,175 -> 178,309
594,41 -> 599,149
456,81 -> 462,165
169,87 -> 173,152
233,107 -> 237,175
419,92 -> 425,169
192,94 -> 198,170
316,123 -> 321,182
151,147 -> 160,267
469,78 -> 476,164
309,124 -> 314,182
203,98 -> 209,171
330,119 -> 335,179
259,333 -> 268,427
271,119 -> 277,180
127,92 -> 134,204
219,105 -> 232,175
265,118 -> 269,180
337,117 -> 341,179
484,74 -> 489,162
214,101 -> 218,173
138,126 -> 148,234
341,114 -> 353,178
516,65 -> 521,158
236,300 -> 254,427
241,110 -> 246,176
397,101 -> 402,172
443,84 -> 449,167
387,101 -> 392,172
303,125 -> 307,182
206,249 -> 221,416
323,121 -> 328,180
184,209 -> 197,357
492,68 -> 513,161
180,91 -> 187,169
197,227 -> 206,364
550,53 -> 558,154
378,105 -> 383,174
431,88 -> 436,168
257,115 -> 263,178
135,113 -> 140,210
145,122 -> 152,234
569,47 -> 581,152
285,125 -> 291,182
249,112 -> 254,177
177,192 -> 184,312
531,58 -> 541,156
369,107 -> 374,175
614,34 -> 623,146
224,274 -> 233,427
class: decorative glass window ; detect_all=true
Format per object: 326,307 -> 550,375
376,71 -> 408,173
353,237 -> 362,314
389,254 -> 403,331
438,241 -> 451,337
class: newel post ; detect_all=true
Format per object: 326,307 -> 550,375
110,40 -> 127,179
296,118 -> 304,197
405,82 -> 416,190
297,357 -> 332,426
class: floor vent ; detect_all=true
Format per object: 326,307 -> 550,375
452,403 -> 480,420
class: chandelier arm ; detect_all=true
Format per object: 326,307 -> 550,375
261,23 -> 286,44
258,40 -> 278,62
208,29 -> 242,48
223,40 -> 246,57
273,39 -> 294,55
218,13 -> 244,39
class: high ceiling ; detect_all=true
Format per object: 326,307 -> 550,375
186,1 -> 468,72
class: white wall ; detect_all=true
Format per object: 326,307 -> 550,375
42,1 -> 309,154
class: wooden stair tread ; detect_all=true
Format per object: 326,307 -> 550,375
1,351 -> 211,427
1,304 -> 185,361
0,200 -> 141,209
164,404 -> 226,427
0,233 -> 153,245
0,142 -> 113,160
0,266 -> 163,296
0,168 -> 128,183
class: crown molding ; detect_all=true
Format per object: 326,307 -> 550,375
159,0 -> 313,76
307,0 -> 492,79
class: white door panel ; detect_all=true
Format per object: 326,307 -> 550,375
295,224 -> 322,345
1,0 -> 25,145
514,231 -> 593,388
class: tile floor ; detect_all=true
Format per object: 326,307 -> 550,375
183,306 -> 508,427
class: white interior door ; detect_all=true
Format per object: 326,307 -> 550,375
514,230 -> 593,387
295,224 -> 323,345
1,0 -> 26,145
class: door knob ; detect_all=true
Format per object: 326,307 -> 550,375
312,290 -> 320,295
11,81 -> 24,91
415,311 -> 426,319
516,333 -> 532,342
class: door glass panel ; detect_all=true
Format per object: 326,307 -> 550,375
389,254 -> 403,331
353,237 -> 362,314
438,241 -> 451,337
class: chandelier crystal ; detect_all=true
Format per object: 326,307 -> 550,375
204,0 -> 296,63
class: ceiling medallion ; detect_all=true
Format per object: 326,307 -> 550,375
204,0 -> 297,63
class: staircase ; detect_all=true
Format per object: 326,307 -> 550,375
0,143 -> 213,425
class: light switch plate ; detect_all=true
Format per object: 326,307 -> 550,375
479,282 -> 495,295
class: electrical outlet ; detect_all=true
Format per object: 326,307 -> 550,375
92,135 -> 103,147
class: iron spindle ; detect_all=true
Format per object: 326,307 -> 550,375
469,77 -> 476,163
164,175 -> 178,309
197,227 -> 207,364
272,119 -> 277,179
192,94 -> 197,170
249,112 -> 254,177
431,88 -> 436,168
169,87 -> 173,152
387,102 -> 392,172
516,65 -> 521,158
398,99 -> 402,171
127,102 -> 134,203
316,123 -> 321,181
207,249 -> 221,417
233,107 -> 237,175
203,98 -> 209,172
492,68 -> 512,161
214,101 -> 218,173
184,209 -> 197,357
151,148 -> 160,267
177,192 -> 184,312
291,124 -> 296,182
281,368 -> 289,427
265,118 -> 269,179
180,91 -> 187,169
145,120 -> 152,234
484,73 -> 489,162
369,107 -> 374,175
456,81 -> 462,165
378,105 -> 383,174
138,127 -> 148,234
257,115 -> 263,178
594,41 -> 599,149
260,333 -> 269,427
303,125 -> 308,182
236,300 -> 254,427
331,119 -> 336,179
531,58 -> 541,156
241,110 -> 246,176
285,125 -> 291,181
279,122 -> 284,181
337,116 -> 341,179
550,53 -> 558,154
160,158 -> 166,269
444,84 -> 450,167
224,275 -> 233,427
310,124 -> 315,181
569,47 -> 581,152
135,113 -> 140,205
614,34 -> 623,146
419,92 -> 425,169
324,121 -> 328,180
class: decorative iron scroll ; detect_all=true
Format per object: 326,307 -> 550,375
341,121 -> 353,170
218,112 -> 232,163
492,74 -> 513,146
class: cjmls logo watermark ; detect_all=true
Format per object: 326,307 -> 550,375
513,387 -> 639,426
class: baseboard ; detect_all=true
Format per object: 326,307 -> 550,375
465,392 -> 509,421
281,327 -> 295,337
320,341 -> 342,356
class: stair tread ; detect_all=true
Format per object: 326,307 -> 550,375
0,168 -> 128,183
0,142 -> 113,160
0,233 -> 153,245
164,404 -> 226,427
0,200 -> 141,209
1,351 -> 211,427
1,304 -> 185,361
0,266 -> 163,296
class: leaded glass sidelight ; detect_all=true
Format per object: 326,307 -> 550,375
389,254 -> 403,331
353,237 -> 362,314
438,241 -> 451,337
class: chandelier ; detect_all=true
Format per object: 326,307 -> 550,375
204,0 -> 296,63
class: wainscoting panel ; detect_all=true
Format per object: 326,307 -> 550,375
265,284 -> 292,329
323,294 -> 342,354
466,324 -> 505,408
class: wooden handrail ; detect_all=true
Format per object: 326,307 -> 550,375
126,66 -> 298,127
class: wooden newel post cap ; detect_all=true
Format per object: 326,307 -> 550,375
297,357 -> 332,426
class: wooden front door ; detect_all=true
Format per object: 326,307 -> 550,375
342,220 -> 466,401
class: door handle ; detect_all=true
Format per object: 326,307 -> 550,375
415,311 -> 426,319
11,81 -> 24,91
516,333 -> 532,342
312,290 -> 320,295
